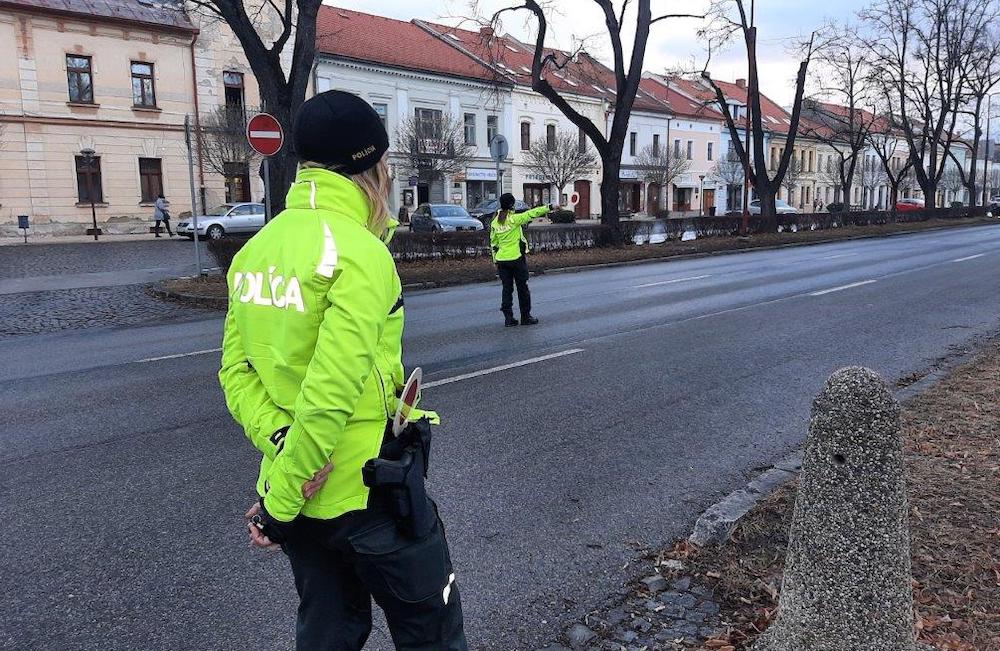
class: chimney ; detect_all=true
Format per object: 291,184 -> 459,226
736,78 -> 746,89
480,26 -> 494,38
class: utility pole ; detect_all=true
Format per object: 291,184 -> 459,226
80,147 -> 99,241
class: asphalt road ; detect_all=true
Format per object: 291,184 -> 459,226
3,224 -> 1000,650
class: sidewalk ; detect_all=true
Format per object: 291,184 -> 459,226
0,232 -> 185,246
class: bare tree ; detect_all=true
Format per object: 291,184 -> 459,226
396,112 -> 475,190
862,0 -> 990,208
858,154 -> 888,208
198,105 -> 261,179
699,0 -> 817,226
867,108 -> 916,211
185,0 -> 323,217
708,148 -> 745,212
946,22 -> 1000,205
802,21 -> 878,208
940,165 -> 965,203
476,1 -> 703,238
632,144 -> 691,211
523,131 -> 598,202
780,154 -> 807,207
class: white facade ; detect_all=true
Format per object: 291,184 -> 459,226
509,87 -> 604,216
314,56 -> 513,215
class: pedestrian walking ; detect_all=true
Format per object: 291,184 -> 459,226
219,90 -> 467,651
153,193 -> 174,238
489,193 -> 555,327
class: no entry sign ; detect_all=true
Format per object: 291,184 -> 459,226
246,113 -> 284,157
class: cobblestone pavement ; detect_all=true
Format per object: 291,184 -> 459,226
547,568 -> 723,651
0,238 -> 196,279
0,285 -> 211,338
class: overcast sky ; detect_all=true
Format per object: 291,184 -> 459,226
333,0 -> 871,107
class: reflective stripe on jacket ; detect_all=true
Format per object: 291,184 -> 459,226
219,167 -> 405,522
489,205 -> 550,262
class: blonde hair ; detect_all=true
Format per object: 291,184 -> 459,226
299,156 -> 392,237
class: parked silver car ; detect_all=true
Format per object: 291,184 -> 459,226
177,202 -> 265,240
409,204 -> 484,232
748,199 -> 799,215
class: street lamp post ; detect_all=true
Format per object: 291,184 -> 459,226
698,175 -> 705,216
80,147 -> 99,241
984,93 -> 998,206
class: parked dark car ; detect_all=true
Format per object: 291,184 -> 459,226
409,204 -> 484,233
468,198 -> 530,225
894,198 -> 925,212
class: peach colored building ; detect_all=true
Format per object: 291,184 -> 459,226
0,0 -> 268,237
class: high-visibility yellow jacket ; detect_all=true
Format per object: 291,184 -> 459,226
219,167 -> 405,523
489,205 -> 551,262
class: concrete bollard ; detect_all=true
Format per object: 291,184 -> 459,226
754,367 -> 916,651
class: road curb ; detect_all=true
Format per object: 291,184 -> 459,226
147,281 -> 227,310
687,338 -> 995,547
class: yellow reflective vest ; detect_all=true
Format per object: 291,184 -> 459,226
219,168 -> 405,523
489,205 -> 550,262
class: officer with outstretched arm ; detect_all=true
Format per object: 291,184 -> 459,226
219,90 -> 467,650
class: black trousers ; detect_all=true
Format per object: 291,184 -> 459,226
154,218 -> 173,236
282,500 -> 468,650
497,256 -> 531,318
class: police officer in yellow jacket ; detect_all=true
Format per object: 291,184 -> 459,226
490,193 -> 553,327
219,90 -> 467,650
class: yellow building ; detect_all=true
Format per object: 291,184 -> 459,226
0,0 -> 266,236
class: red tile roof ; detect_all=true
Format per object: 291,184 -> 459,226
639,77 -> 722,121
0,0 -> 194,32
316,7 -> 502,83
416,20 -> 670,113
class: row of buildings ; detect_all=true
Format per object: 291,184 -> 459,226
0,1 -> 985,236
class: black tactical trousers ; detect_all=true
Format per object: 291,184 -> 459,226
497,255 -> 531,318
282,500 -> 467,650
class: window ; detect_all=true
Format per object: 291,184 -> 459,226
652,134 -> 660,157
66,55 -> 93,104
707,142 -> 714,161
546,124 -> 556,151
578,127 -> 587,154
131,61 -> 156,107
674,139 -> 681,158
223,71 -> 244,111
464,113 -> 477,146
138,158 -> 163,203
373,102 -> 388,129
686,140 -> 693,160
520,121 -> 531,150
415,107 -> 443,140
487,115 -> 498,144
75,155 -> 103,203
629,132 -> 637,156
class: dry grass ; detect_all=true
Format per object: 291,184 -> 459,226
656,340 -> 1000,651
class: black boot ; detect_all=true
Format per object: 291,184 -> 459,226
521,315 -> 539,326
503,311 -> 519,327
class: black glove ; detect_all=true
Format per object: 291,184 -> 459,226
249,499 -> 294,544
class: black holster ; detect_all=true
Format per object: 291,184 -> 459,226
362,418 -> 434,539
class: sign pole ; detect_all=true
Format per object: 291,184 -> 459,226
263,158 -> 273,223
184,115 -> 203,275
246,112 -> 284,224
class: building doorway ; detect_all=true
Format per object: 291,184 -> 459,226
702,189 -> 715,215
619,181 -> 642,214
573,179 -> 591,218
646,183 -> 662,214
224,162 -> 251,202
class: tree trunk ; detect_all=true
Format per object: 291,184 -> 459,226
756,183 -> 778,231
921,179 -> 938,209
599,156 -> 622,243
